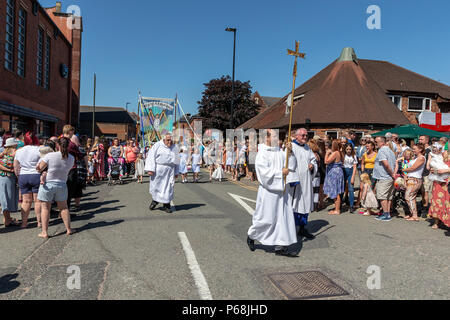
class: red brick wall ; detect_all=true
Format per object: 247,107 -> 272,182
0,0 -> 72,131
398,96 -> 440,125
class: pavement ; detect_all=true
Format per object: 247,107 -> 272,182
0,170 -> 449,300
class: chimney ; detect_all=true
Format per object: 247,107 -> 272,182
55,2 -> 62,13
337,47 -> 358,64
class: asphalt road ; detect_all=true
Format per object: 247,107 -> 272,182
0,172 -> 449,300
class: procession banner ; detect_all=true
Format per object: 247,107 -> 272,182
139,96 -> 175,147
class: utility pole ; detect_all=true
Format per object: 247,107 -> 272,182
92,73 -> 96,139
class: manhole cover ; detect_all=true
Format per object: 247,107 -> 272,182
267,271 -> 349,300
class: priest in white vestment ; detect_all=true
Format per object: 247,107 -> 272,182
247,130 -> 299,257
287,128 -> 318,240
145,134 -> 179,213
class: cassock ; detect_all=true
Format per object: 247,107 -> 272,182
287,141 -> 318,227
145,141 -> 179,204
248,144 -> 298,247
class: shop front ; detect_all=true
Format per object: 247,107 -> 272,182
0,100 -> 59,138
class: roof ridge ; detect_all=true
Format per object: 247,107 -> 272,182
365,60 -> 450,87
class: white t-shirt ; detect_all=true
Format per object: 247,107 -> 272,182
42,152 -> 75,183
15,145 -> 41,175
343,154 -> 358,169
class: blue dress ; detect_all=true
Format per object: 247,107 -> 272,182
179,153 -> 188,174
323,162 -> 345,200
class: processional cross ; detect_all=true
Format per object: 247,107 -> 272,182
284,41 -> 306,191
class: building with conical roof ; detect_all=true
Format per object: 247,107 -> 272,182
241,48 -> 450,139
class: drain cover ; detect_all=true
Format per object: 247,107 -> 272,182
267,271 -> 349,300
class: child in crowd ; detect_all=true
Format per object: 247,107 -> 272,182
428,143 -> 450,182
191,149 -> 201,183
134,153 -> 145,184
38,143 -> 55,185
359,173 -> 378,216
179,149 -> 189,183
87,154 -> 95,184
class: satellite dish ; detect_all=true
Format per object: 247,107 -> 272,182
286,94 -> 292,107
286,94 -> 292,115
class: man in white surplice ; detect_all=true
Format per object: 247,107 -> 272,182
145,134 -> 179,213
247,130 -> 299,257
287,128 -> 318,240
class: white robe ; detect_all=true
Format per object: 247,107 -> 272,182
248,144 -> 298,247
145,141 -> 179,204
287,142 -> 318,214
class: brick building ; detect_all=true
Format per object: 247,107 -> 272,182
251,91 -> 281,114
0,0 -> 82,137
240,48 -> 450,138
79,106 -> 137,141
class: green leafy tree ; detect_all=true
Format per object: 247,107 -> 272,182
198,76 -> 260,131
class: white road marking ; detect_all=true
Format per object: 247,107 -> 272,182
228,193 -> 256,216
177,232 -> 213,300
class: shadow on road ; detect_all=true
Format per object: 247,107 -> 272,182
0,274 -> 20,294
308,219 -> 331,234
51,219 -> 124,238
174,203 -> 206,212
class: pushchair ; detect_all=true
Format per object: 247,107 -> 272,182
392,178 -> 410,217
108,158 -> 123,185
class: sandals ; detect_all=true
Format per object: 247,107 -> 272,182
328,211 -> 341,215
405,217 -> 420,221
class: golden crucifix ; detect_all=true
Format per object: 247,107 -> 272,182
284,41 -> 306,191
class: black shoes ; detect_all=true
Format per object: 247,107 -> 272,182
298,226 -> 315,240
349,206 -> 355,214
163,204 -> 172,213
149,201 -> 158,211
247,236 -> 255,252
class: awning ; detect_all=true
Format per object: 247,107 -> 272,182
0,100 -> 59,123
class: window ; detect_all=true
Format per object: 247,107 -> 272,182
5,0 -> 15,71
44,35 -> 50,89
17,8 -> 27,77
326,131 -> 338,139
389,95 -> 402,111
408,97 -> 431,112
36,28 -> 43,86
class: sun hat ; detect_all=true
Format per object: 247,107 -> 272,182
4,138 -> 18,148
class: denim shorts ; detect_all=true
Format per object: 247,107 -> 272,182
37,181 -> 68,203
18,174 -> 41,195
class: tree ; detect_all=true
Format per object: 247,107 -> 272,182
197,76 -> 260,132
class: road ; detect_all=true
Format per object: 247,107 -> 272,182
0,171 -> 449,300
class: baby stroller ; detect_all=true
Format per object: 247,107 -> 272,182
108,158 -> 123,186
392,177 -> 410,217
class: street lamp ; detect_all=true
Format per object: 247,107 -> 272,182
125,102 -> 131,139
225,27 -> 237,129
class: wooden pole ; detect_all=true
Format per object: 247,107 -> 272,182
284,41 -> 305,191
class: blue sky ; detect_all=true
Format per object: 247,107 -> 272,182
39,0 -> 450,116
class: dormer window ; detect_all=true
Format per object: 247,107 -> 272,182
389,95 -> 402,111
408,97 -> 431,112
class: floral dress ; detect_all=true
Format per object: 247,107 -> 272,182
428,160 -> 450,227
323,161 -> 345,200
95,144 -> 106,179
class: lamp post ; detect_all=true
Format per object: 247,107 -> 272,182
225,27 -> 236,129
92,73 -> 96,139
125,102 -> 131,140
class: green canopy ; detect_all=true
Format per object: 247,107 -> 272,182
372,125 -> 449,139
